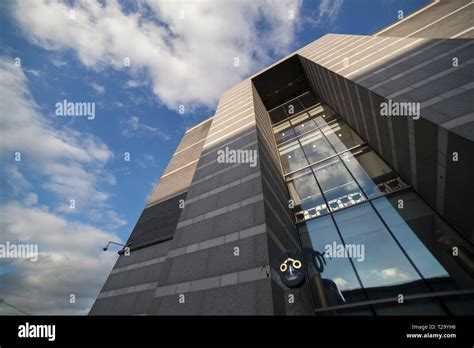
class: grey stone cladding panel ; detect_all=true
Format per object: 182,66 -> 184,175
150,290 -> 204,315
113,240 -> 171,269
180,175 -> 262,221
90,289 -> 155,315
200,279 -> 270,315
195,129 -> 258,169
126,192 -> 187,246
165,233 -> 268,285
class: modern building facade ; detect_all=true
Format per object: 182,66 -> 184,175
90,0 -> 474,315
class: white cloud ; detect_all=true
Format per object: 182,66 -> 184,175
319,0 -> 344,20
137,153 -> 158,168
0,202 -> 119,315
121,116 -> 170,140
333,277 -> 349,290
380,267 -> 409,280
50,56 -> 67,67
0,58 -> 117,210
11,0 -> 304,110
1,164 -> 32,197
0,57 -> 124,314
125,80 -> 147,89
304,0 -> 344,27
90,82 -> 105,95
24,68 -> 41,77
23,192 -> 38,207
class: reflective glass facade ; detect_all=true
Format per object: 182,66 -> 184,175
272,92 -> 474,315
274,96 -> 406,222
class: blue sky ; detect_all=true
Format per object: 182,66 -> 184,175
0,0 -> 428,314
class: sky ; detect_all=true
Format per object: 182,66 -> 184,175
0,0 -> 428,315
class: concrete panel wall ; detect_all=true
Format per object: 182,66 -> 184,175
146,80 -> 274,314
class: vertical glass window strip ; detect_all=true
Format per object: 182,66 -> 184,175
279,139 -> 308,174
373,191 -> 474,293
372,197 -> 451,286
290,114 -> 317,136
273,121 -> 295,144
298,216 -> 367,308
309,104 -> 338,127
299,130 -> 336,164
312,157 -> 366,212
341,146 -> 407,198
333,203 -> 428,299
287,169 -> 328,222
321,121 -> 364,152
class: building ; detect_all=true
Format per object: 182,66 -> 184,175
90,0 -> 474,315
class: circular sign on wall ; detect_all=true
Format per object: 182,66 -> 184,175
277,250 -> 306,288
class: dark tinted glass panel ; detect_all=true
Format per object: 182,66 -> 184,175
299,92 -> 319,108
374,299 -> 446,315
442,295 -> 474,315
279,139 -> 308,174
269,106 -> 288,124
341,146 -> 407,198
312,157 -> 365,211
333,203 -> 426,299
374,191 -> 474,292
300,130 -> 335,164
299,216 -> 366,308
282,98 -> 304,117
288,169 -> 327,221
322,121 -> 363,152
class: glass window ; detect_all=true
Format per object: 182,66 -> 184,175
299,92 -> 319,109
288,169 -> 327,221
373,197 -> 450,286
273,121 -> 296,144
279,139 -> 308,174
321,121 -> 363,153
282,98 -> 305,117
341,146 -> 407,198
308,104 -> 324,117
373,191 -> 474,292
299,216 -> 366,308
312,157 -> 366,212
299,130 -> 335,164
333,203 -> 427,299
310,105 -> 338,127
269,106 -> 288,124
290,116 -> 318,136
289,112 -> 310,125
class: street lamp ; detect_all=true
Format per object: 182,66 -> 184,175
102,241 -> 130,252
